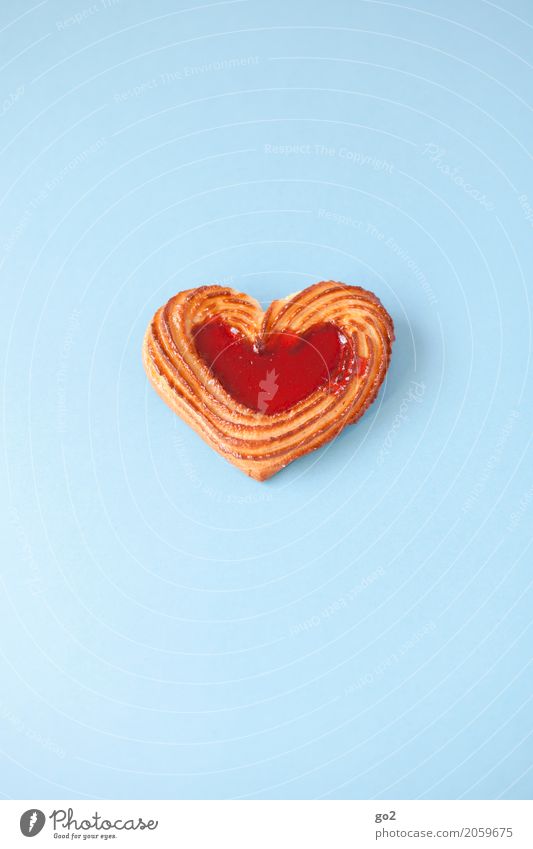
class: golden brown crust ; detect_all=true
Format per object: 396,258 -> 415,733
142,281 -> 394,480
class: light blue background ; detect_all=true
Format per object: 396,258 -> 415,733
1,0 -> 532,800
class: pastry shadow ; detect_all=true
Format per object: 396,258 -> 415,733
376,314 -> 422,410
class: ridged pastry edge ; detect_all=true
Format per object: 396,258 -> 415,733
142,281 -> 394,480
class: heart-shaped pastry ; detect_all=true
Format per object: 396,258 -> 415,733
143,281 -> 394,480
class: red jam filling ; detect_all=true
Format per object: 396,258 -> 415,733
193,319 -> 366,414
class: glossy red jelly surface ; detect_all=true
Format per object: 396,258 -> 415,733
193,319 -> 361,414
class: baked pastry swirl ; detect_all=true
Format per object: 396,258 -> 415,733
142,281 -> 394,480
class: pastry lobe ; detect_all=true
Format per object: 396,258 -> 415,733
142,281 -> 394,480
